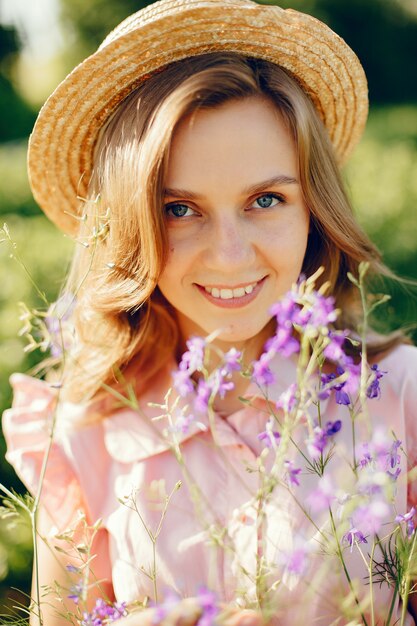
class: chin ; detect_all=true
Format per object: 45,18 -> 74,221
208,320 -> 272,347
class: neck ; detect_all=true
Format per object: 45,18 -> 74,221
176,319 -> 276,418
177,319 -> 275,369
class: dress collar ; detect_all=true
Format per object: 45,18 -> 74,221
103,351 -> 307,464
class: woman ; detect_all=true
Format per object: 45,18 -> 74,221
3,1 -> 417,624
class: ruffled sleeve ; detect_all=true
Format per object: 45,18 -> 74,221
2,373 -> 90,533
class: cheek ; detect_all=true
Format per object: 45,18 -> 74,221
158,234 -> 194,288
263,219 -> 309,262
164,230 -> 201,269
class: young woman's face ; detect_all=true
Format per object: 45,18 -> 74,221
158,96 -> 310,349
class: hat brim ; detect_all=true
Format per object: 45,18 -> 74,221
28,1 -> 368,235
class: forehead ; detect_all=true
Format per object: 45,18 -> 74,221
166,96 -> 298,192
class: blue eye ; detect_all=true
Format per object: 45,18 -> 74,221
165,203 -> 196,218
252,193 -> 284,209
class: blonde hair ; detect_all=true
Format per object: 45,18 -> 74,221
60,53 -> 403,403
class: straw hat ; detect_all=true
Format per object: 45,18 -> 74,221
28,0 -> 368,235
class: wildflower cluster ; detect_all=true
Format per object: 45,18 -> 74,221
306,419 -> 342,459
3,250 -> 417,626
172,337 -> 241,428
66,562 -> 128,626
163,267 -> 415,625
81,599 -> 127,626
251,283 -> 339,389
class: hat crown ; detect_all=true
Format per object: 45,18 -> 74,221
100,0 -> 263,51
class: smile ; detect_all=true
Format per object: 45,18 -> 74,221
203,281 -> 258,299
195,278 -> 266,308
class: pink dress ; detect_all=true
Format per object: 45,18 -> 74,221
3,344 -> 417,625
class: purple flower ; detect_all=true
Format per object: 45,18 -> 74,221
277,383 -> 297,413
366,364 -> 386,399
320,363 -> 360,402
258,421 -> 281,448
307,426 -> 327,459
325,420 -> 342,436
80,612 -> 99,626
314,294 -> 338,326
172,369 -> 194,397
341,362 -> 361,397
367,432 -> 402,477
387,439 -> 402,470
68,581 -> 85,604
358,443 -> 372,468
66,564 -> 81,573
171,413 -> 195,434
194,380 -> 211,413
251,352 -> 276,387
334,366 -> 351,404
371,429 -> 393,457
307,475 -> 336,512
352,500 -> 390,535
306,420 -> 341,459
395,507 -> 416,537
342,526 -> 368,552
151,588 -> 218,626
216,375 -> 234,399
284,460 -> 302,487
278,538 -> 310,578
112,603 -> 128,619
335,388 -> 350,406
152,591 -> 180,624
286,547 -> 308,575
387,467 -> 401,481
265,327 -> 300,358
358,432 -> 402,479
192,371 -> 234,414
179,337 -> 206,373
319,368 -> 350,405
196,586 -> 218,626
323,331 -> 349,363
222,348 -> 242,375
293,293 -> 337,329
269,293 -> 298,326
81,599 -> 127,625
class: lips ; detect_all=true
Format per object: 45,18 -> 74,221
203,281 -> 258,300
195,277 -> 266,308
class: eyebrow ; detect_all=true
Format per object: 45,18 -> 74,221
164,175 -> 299,199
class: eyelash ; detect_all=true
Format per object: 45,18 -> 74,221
164,193 -> 286,218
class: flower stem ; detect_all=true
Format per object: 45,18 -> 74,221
328,507 -> 369,626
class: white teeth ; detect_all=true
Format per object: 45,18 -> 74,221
204,281 -> 259,299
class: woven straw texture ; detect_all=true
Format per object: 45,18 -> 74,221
27,0 -> 368,234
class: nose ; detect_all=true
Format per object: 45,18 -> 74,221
203,214 -> 256,271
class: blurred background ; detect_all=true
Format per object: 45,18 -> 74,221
0,0 -> 416,616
